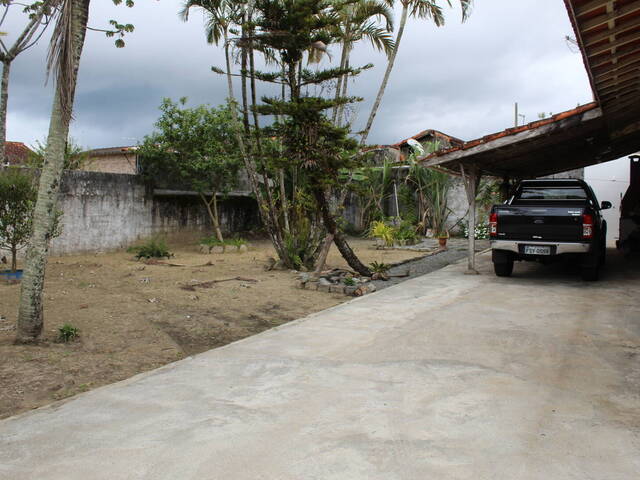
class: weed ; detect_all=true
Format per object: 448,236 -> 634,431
369,261 -> 390,274
58,323 -> 79,343
343,277 -> 356,286
127,237 -> 173,260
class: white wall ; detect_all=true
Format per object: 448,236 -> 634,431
585,157 -> 632,247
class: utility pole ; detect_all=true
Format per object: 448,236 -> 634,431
514,102 -> 518,127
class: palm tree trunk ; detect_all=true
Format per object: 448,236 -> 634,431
336,57 -> 350,127
240,17 -> 250,134
331,39 -> 349,124
360,4 -> 409,145
0,60 -> 10,164
312,187 -> 371,276
0,60 -> 11,166
222,34 -> 286,261
16,0 -> 89,343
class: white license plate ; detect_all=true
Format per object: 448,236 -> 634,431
524,245 -> 551,255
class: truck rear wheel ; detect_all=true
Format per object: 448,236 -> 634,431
492,250 -> 514,277
581,264 -> 600,281
494,261 -> 514,277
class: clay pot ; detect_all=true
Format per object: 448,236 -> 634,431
438,237 -> 448,247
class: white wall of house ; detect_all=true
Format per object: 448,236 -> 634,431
585,157 -> 632,247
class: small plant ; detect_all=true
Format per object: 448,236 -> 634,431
343,276 -> 356,286
127,237 -> 173,260
368,221 -> 395,247
200,235 -> 224,247
369,261 -> 390,274
464,222 -> 489,240
229,237 -> 247,248
395,221 -> 419,244
58,323 -> 79,342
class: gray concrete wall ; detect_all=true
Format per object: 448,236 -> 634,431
1,170 -> 259,257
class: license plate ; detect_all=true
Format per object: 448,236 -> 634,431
524,245 -> 551,255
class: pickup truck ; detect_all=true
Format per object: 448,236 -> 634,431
489,179 -> 611,281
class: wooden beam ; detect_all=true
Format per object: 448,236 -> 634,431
594,55 -> 640,79
598,75 -> 640,96
581,2 -> 640,32
600,84 -> 640,102
596,67 -> 639,89
584,21 -> 640,48
575,0 -> 608,18
591,49 -> 640,71
586,28 -> 640,58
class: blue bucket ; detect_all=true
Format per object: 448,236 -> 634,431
0,269 -> 23,280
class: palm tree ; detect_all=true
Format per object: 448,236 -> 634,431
330,0 -> 395,127
180,0 -> 242,103
359,0 -> 472,145
181,0 -> 290,261
16,0 -> 90,342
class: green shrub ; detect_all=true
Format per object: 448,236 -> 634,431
343,276 -> 356,286
127,237 -> 173,259
368,221 -> 395,246
395,221 -> 419,243
58,323 -> 79,342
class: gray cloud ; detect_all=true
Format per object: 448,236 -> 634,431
4,0 -> 593,150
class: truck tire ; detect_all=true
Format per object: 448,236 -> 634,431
581,248 -> 601,281
492,250 -> 514,277
581,264 -> 600,281
494,261 -> 514,277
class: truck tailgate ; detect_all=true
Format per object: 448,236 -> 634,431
495,206 -> 584,241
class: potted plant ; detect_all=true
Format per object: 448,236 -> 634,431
437,231 -> 449,248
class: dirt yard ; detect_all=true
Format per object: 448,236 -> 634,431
0,237 -> 424,419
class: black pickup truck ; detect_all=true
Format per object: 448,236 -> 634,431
490,179 -> 611,281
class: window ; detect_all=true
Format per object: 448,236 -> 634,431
519,187 -> 587,200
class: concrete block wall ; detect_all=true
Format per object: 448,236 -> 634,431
12,170 -> 259,256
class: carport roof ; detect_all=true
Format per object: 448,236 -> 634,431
419,0 -> 640,178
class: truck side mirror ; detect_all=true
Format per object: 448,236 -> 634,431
601,201 -> 612,210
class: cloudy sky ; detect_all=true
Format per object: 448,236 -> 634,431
4,0 -> 594,150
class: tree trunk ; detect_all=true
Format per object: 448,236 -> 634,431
331,39 -> 349,124
11,245 -> 17,273
336,57 -> 350,127
312,187 -> 371,276
199,192 -> 223,242
279,169 -> 290,233
0,60 -> 11,164
16,0 -> 90,343
240,17 -> 250,134
313,233 -> 334,278
222,34 -> 286,261
360,4 -> 408,145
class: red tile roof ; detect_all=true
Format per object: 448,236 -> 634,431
392,129 -> 465,149
3,142 -> 34,165
421,102 -> 599,162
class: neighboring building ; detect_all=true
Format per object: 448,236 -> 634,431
392,129 -> 465,160
82,146 -> 139,174
3,141 -> 35,167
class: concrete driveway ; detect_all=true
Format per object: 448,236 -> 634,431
1,251 -> 639,479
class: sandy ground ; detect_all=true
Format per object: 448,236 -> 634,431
0,237 -> 424,419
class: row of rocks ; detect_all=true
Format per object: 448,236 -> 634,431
297,270 -> 378,297
199,244 -> 249,254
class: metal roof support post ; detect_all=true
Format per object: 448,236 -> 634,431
461,164 -> 481,274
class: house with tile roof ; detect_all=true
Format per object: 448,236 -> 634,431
2,142 -> 35,167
